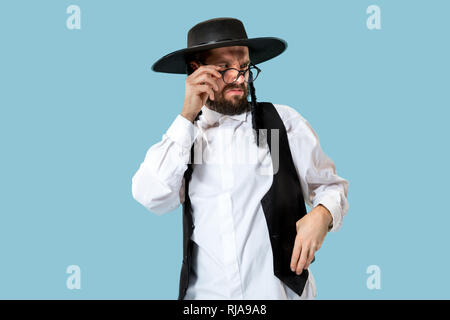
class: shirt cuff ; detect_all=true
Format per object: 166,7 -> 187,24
313,194 -> 342,232
166,114 -> 199,150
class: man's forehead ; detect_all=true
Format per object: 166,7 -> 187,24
205,46 -> 249,62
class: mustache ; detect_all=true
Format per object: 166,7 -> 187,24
224,84 -> 246,91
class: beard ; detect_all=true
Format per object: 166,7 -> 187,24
206,83 -> 250,116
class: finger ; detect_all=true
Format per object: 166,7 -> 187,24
196,80 -> 218,94
197,71 -> 220,84
196,84 -> 215,101
290,236 -> 302,272
295,242 -> 309,275
304,246 -> 315,270
197,90 -> 211,106
191,66 -> 222,80
196,84 -> 214,97
195,75 -> 219,91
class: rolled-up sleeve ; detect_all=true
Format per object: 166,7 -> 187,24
131,114 -> 199,215
281,105 -> 349,232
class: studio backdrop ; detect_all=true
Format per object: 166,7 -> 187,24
0,0 -> 449,299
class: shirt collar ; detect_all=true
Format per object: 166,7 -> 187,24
199,105 -> 248,127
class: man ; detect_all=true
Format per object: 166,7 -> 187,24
132,17 -> 349,300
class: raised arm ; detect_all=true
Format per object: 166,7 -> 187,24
132,63 -> 222,215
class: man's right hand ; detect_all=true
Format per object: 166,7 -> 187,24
181,65 -> 222,123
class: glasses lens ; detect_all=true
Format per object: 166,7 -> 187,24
223,67 -> 260,84
247,67 -> 260,83
223,69 -> 239,84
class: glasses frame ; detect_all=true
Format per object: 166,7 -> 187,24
198,61 -> 261,84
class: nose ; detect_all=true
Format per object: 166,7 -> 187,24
235,72 -> 245,85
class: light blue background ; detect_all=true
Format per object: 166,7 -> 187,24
0,0 -> 449,299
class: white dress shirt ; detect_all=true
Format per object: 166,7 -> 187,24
132,103 -> 349,300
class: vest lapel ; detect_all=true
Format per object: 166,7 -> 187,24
257,102 -> 309,297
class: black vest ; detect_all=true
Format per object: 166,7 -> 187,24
178,102 -> 311,300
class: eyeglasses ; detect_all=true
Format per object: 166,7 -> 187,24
198,61 -> 261,84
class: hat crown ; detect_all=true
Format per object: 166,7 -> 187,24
187,17 -> 248,48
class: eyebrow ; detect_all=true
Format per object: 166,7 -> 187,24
213,60 -> 250,66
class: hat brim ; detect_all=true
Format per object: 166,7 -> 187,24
151,37 -> 287,74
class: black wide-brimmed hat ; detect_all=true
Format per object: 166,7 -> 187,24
151,17 -> 287,74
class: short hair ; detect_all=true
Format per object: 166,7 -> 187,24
185,50 -> 209,75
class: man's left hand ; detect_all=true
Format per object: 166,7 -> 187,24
290,204 -> 332,275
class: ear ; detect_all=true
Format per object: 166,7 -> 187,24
190,61 -> 200,71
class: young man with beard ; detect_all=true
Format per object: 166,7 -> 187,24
132,17 -> 349,300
